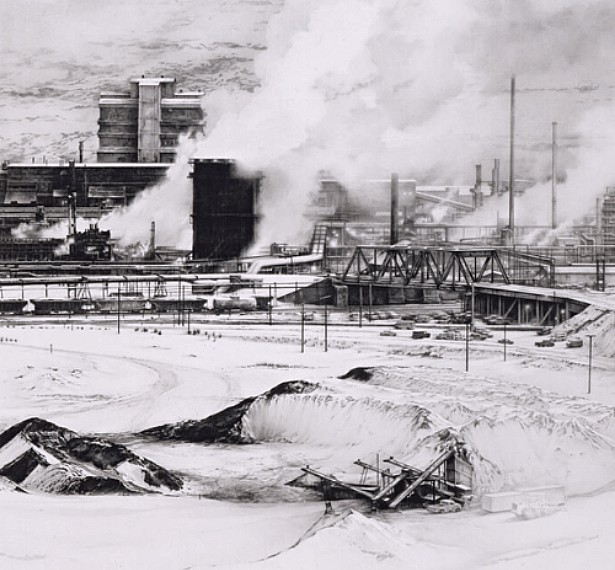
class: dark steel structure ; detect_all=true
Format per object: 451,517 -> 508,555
191,159 -> 261,260
342,246 -> 555,289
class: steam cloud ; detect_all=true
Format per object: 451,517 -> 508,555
189,0 -> 615,250
7,0 -> 615,249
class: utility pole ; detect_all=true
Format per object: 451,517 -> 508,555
268,285 -> 272,326
465,321 -> 470,372
324,298 -> 328,352
508,75 -> 516,245
503,323 -> 507,362
358,286 -> 363,328
301,304 -> 305,353
116,283 -> 121,335
587,334 -> 595,394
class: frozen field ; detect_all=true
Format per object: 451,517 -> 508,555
0,314 -> 614,569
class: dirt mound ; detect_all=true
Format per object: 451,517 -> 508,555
338,367 -> 375,382
0,417 -> 182,494
141,380 -> 319,443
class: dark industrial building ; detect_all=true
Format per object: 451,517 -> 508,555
0,161 -> 169,233
97,77 -> 204,163
0,76 -> 204,257
191,159 -> 261,260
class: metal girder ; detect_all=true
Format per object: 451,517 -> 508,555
339,246 -> 562,289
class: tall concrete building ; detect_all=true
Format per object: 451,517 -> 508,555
97,77 -> 204,163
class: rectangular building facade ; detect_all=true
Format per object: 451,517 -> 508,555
0,162 -> 169,231
97,77 -> 204,163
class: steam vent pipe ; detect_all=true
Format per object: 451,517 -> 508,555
390,172 -> 399,245
474,163 -> 482,209
150,221 -> 156,254
508,75 -> 516,243
493,158 -> 501,195
552,121 -> 558,229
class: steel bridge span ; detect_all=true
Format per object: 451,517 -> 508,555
341,246 -> 555,289
339,246 -> 595,325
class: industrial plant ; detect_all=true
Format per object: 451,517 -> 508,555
0,74 -> 612,327
5,1 -> 615,566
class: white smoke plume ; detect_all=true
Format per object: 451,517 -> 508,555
98,135 -> 198,249
190,0 -> 615,250
36,0 -> 615,250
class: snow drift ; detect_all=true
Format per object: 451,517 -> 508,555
0,418 -> 182,494
141,367 -> 615,498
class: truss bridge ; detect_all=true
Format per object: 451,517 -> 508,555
341,246 -> 555,289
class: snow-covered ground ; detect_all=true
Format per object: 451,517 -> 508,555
1,313 -> 614,569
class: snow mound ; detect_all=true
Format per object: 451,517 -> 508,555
0,418 -> 182,494
141,381 -> 320,442
231,510 -> 464,570
142,366 -> 615,497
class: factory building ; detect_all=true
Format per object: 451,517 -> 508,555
191,159 -> 261,260
600,187 -> 615,246
97,77 -> 204,163
0,161 -> 169,233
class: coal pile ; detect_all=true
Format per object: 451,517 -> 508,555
141,381 -> 319,443
0,418 -> 182,494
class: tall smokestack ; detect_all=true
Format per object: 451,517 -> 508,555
596,197 -> 602,246
508,76 -> 516,244
474,163 -> 483,209
390,172 -> 399,245
551,121 -> 558,230
492,158 -> 501,195
149,221 -> 156,259
68,193 -> 77,237
78,141 -> 84,163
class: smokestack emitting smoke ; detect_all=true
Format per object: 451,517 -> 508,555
508,75 -> 516,244
474,164 -> 482,209
27,0 -> 615,250
552,121 -> 558,230
390,172 -> 399,245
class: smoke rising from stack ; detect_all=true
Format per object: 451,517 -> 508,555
13,0 -> 615,250
187,0 -> 615,250
99,136 -> 197,249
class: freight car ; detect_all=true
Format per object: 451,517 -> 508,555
0,299 -> 28,314
149,298 -> 206,313
31,298 -> 91,315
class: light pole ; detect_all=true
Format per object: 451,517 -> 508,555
301,303 -> 305,353
358,286 -> 363,328
324,299 -> 328,352
503,322 -> 508,362
465,320 -> 470,372
470,282 -> 475,325
587,334 -> 595,395
321,295 -> 331,352
116,282 -> 121,335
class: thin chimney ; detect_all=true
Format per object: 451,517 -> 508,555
390,173 -> 399,245
551,121 -> 558,230
508,76 -> 516,244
